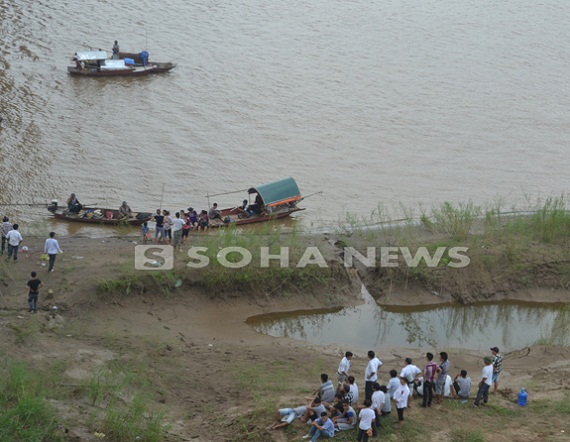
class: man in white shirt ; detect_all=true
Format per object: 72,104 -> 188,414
337,351 -> 353,386
473,356 -> 493,407
400,358 -> 422,408
5,223 -> 23,262
171,212 -> 186,250
364,350 -> 382,400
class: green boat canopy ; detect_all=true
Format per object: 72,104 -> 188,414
248,177 -> 302,207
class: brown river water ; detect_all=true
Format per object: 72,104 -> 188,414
0,0 -> 568,236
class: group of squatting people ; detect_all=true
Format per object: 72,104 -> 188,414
269,348 -> 504,441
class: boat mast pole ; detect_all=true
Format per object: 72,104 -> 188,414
159,183 -> 165,210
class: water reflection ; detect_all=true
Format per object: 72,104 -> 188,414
248,287 -> 565,351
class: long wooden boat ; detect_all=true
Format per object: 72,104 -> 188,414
68,50 -> 176,77
48,204 -> 152,226
206,177 -> 305,228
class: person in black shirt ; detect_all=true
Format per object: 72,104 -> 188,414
154,209 -> 166,243
26,271 -> 44,313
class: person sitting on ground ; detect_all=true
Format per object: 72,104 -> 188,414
302,411 -> 335,441
322,393 -> 343,416
348,375 -> 359,405
312,373 -> 335,405
340,383 -> 354,406
119,201 -> 132,218
270,398 -> 322,431
299,397 -> 327,424
197,210 -> 209,231
332,400 -> 357,431
187,208 -> 198,229
208,203 -> 222,221
67,193 -> 82,214
452,370 -> 472,400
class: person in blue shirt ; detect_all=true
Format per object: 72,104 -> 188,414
302,411 -> 335,441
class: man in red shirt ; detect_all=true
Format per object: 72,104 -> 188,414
422,352 -> 438,407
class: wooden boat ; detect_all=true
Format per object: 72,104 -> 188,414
48,203 -> 152,226
68,50 -> 176,77
206,177 -> 305,228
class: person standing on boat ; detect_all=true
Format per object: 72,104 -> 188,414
112,40 -> 120,59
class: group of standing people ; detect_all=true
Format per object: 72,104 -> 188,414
147,208 -> 200,250
145,203 -> 229,247
270,347 -> 504,442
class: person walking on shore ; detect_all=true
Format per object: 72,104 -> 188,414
1,216 -> 12,255
490,347 -> 503,393
26,271 -> 44,313
5,223 -> 23,262
44,232 -> 63,273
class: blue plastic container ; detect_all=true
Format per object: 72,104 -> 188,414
517,388 -> 528,406
124,58 -> 135,65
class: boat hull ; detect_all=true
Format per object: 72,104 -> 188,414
48,207 -> 152,226
67,62 -> 176,77
208,206 -> 305,228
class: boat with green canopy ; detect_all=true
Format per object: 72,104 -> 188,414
206,177 -> 305,227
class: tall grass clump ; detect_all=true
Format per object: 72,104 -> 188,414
0,359 -> 62,441
527,195 -> 570,243
420,201 -> 481,240
99,394 -> 166,442
186,224 -> 332,292
537,304 -> 570,346
84,363 -> 168,441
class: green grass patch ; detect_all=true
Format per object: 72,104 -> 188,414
0,359 -> 62,441
448,428 -> 487,442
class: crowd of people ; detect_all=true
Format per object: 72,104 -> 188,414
269,348 -> 504,441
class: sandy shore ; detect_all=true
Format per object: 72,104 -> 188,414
0,234 -> 569,441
